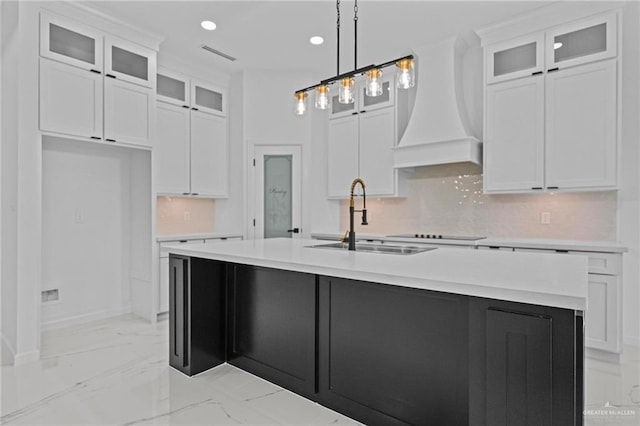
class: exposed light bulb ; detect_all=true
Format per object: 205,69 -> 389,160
365,68 -> 383,97
396,58 -> 415,89
338,77 -> 355,104
554,42 -> 563,50
315,85 -> 330,110
294,92 -> 308,115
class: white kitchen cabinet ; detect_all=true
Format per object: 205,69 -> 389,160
545,60 -> 617,190
40,12 -> 103,72
105,37 -> 156,88
156,68 -> 190,107
156,103 -> 190,194
545,12 -> 616,71
512,247 -> 623,359
191,79 -> 226,117
485,75 -> 545,192
483,11 -> 618,194
327,75 -> 400,198
486,33 -> 544,84
156,102 -> 228,197
327,116 -> 359,197
104,77 -> 153,147
39,58 -> 103,139
359,108 -> 396,196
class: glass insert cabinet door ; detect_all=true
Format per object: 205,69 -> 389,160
486,34 -> 544,84
254,146 -> 302,239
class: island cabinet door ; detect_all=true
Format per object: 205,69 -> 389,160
469,298 -> 583,426
169,256 -> 226,376
227,265 -> 317,398
317,276 -> 469,426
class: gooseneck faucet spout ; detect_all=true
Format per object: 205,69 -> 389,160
349,178 -> 368,251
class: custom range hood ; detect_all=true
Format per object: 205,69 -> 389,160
393,33 -> 483,169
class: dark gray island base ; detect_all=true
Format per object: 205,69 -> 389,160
169,255 -> 584,426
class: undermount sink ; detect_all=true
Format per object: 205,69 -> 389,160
308,242 -> 437,255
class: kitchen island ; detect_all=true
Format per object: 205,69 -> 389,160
164,238 -> 587,426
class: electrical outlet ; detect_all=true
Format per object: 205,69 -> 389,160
183,211 -> 191,221
540,211 -> 551,225
41,289 -> 59,303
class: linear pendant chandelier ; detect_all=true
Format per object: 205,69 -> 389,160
294,0 -> 415,115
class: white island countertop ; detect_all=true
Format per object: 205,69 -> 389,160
164,238 -> 588,311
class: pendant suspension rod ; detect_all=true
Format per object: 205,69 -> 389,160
353,0 -> 358,70
336,0 -> 340,76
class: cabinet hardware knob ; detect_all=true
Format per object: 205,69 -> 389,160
556,250 -> 569,253
191,107 -> 199,111
105,138 -> 116,142
90,136 -> 101,140
182,192 -> 190,195
287,227 -> 300,234
191,193 -> 199,196
351,112 -> 358,115
531,187 -> 543,190
182,105 -> 190,109
547,186 -> 559,190
531,71 -> 543,76
360,110 -> 367,114
90,69 -> 102,74
106,74 -> 117,78
547,67 -> 559,73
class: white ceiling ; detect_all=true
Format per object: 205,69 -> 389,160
89,0 -> 556,76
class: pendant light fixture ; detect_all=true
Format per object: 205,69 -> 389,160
294,0 -> 415,115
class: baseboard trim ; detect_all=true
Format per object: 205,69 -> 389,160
1,332 -> 16,365
41,306 -> 132,332
14,349 -> 40,366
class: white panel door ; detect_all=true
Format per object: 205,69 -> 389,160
104,78 -> 153,147
545,60 -> 617,190
359,108 -> 396,196
190,111 -> 228,197
39,58 -> 103,140
484,75 -> 545,192
585,274 -> 620,353
156,103 -> 190,194
327,116 -> 359,198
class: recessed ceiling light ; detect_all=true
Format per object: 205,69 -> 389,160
310,36 -> 324,45
201,20 -> 217,31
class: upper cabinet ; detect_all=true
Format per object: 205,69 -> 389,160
483,10 -> 619,194
40,13 -> 103,72
486,34 -> 544,84
105,37 -> 156,88
38,12 -> 156,149
157,69 -> 227,117
545,13 -> 616,71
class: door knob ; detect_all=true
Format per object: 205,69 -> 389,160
287,228 -> 300,234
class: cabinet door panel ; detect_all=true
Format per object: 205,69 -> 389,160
546,12 -> 616,70
190,112 -> 228,197
327,116 -> 359,198
485,76 -> 544,192
585,275 -> 620,352
359,108 -> 396,196
39,59 -> 103,139
40,13 -> 103,72
228,265 -> 316,397
157,68 -> 190,106
486,34 -> 544,84
545,60 -> 616,189
159,257 -> 169,313
105,37 -> 156,88
156,103 -> 190,194
190,80 -> 226,116
318,277 -> 468,425
485,309 -> 552,426
104,79 -> 153,147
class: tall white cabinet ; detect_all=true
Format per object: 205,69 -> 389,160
326,74 -> 402,198
155,69 -> 229,197
483,11 -> 619,193
39,12 -> 155,149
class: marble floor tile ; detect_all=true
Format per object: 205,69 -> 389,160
1,314 -> 637,425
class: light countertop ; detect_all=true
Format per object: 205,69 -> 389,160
164,237 -> 587,311
156,233 -> 243,243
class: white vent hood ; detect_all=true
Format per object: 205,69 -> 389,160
393,33 -> 483,169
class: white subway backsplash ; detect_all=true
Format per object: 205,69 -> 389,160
341,163 -> 617,240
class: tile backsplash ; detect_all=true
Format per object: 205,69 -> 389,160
156,196 -> 215,236
341,163 -> 617,241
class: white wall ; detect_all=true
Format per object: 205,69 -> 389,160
41,139 -> 133,328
